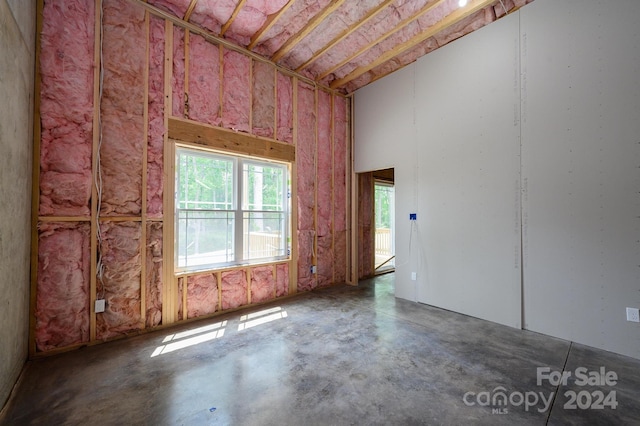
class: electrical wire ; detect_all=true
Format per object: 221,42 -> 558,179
95,0 -> 105,300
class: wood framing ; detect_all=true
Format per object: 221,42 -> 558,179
220,0 -> 247,36
140,10 -> 150,328
271,0 -> 347,63
168,117 -> 295,162
89,0 -> 103,343
330,0 -> 496,89
247,0 -> 295,50
162,20 -> 175,325
318,0 -> 447,81
295,0 -> 394,72
183,0 -> 198,21
29,0 -> 45,357
290,76 -> 299,294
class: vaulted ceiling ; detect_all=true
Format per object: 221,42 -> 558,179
137,0 -> 534,94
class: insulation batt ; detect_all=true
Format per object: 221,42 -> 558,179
333,97 -> 348,282
189,0 -> 236,35
39,0 -> 94,216
188,34 -> 221,126
221,270 -> 248,310
97,222 -> 143,340
148,16 -> 165,218
187,273 -> 218,318
280,0 -> 381,70
316,91 -> 333,287
276,72 -> 293,144
173,27 -> 185,117
100,0 -> 145,216
276,263 -> 289,297
297,82 -> 317,291
178,277 -> 184,320
147,0 -> 191,18
254,0 -> 332,58
224,0 -> 290,46
146,222 -> 163,327
251,266 -> 275,303
252,61 -> 275,138
35,222 -> 90,351
222,48 -> 250,132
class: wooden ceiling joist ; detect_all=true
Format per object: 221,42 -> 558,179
330,0 -> 497,89
295,0 -> 395,72
183,0 -> 198,21
220,0 -> 247,36
318,0 -> 447,81
271,0 -> 348,63
247,0 -> 296,50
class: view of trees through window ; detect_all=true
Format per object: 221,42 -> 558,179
375,181 -> 395,270
176,147 -> 289,271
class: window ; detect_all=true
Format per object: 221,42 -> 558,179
175,146 -> 290,271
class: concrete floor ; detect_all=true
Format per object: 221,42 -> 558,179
2,274 -> 640,425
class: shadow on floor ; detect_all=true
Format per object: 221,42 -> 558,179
2,273 -> 639,425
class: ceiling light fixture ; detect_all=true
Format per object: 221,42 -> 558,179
459,0 -> 468,7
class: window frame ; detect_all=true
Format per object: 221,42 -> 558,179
174,144 -> 291,273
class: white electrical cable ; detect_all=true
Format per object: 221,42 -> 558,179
95,0 -> 105,299
498,0 -> 508,15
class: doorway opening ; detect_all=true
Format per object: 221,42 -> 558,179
373,170 -> 395,274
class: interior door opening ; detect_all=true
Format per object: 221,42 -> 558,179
374,172 -> 395,274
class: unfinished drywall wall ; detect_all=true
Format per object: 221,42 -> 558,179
355,0 -> 640,359
33,0 -> 350,354
0,0 -> 35,409
520,0 -> 640,359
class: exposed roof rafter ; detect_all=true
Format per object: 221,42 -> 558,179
318,0 -> 447,81
295,0 -> 395,72
330,0 -> 496,89
248,0 -> 296,50
183,0 -> 198,21
220,0 -> 247,36
271,0 -> 348,63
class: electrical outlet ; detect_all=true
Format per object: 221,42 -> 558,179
626,307 -> 640,323
411,272 -> 417,281
409,213 -> 417,221
311,265 -> 317,274
95,299 -> 106,313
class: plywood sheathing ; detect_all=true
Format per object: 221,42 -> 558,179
33,0 -> 351,354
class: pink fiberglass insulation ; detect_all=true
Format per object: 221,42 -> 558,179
222,48 -> 250,132
96,221 -> 143,340
178,277 -> 184,320
146,222 -> 163,327
224,0 -> 290,46
147,0 -> 191,19
317,236 -> 332,287
280,0 -> 382,70
221,270 -> 248,310
276,263 -> 289,297
148,16 -> 165,218
316,91 -> 332,238
189,0 -> 236,35
333,96 -> 348,283
188,34 -> 221,126
100,0 -> 145,216
251,266 -> 275,303
296,83 -> 316,231
297,82 -> 316,291
276,72 -> 293,144
307,0 -> 420,79
253,0 -> 332,58
316,90 -> 333,287
358,173 -> 374,279
39,0 -> 94,217
252,60 -> 275,138
35,222 -> 90,351
187,273 -> 218,318
297,230 -> 316,292
173,27 -> 185,117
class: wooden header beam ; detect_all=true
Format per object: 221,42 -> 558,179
168,116 -> 295,162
